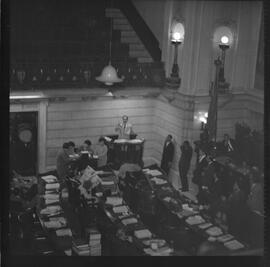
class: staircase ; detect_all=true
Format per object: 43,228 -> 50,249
106,8 -> 153,63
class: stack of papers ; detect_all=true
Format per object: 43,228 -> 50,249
72,239 -> 90,256
45,198 -> 59,205
121,217 -> 138,226
43,193 -> 59,200
134,229 -> 152,239
113,205 -> 129,214
44,217 -> 67,229
101,178 -> 118,194
105,196 -> 123,206
86,228 -> 101,256
40,205 -> 62,215
41,175 -> 58,184
56,228 -> 72,237
45,183 -> 60,190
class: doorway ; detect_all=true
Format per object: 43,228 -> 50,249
10,112 -> 38,176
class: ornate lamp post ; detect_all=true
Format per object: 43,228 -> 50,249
218,35 -> 230,92
166,22 -> 184,89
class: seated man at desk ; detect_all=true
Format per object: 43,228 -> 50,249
79,139 -> 93,154
115,115 -> 134,139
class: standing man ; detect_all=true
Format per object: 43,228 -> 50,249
178,141 -> 193,192
192,148 -> 208,185
115,115 -> 134,139
160,135 -> 174,175
56,142 -> 74,185
94,137 -> 108,168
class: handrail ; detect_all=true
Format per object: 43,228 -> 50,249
10,60 -> 165,90
115,0 -> 161,62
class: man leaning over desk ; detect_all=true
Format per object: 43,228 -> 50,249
115,115 -> 134,139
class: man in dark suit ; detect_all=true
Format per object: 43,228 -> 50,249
160,135 -> 174,175
178,141 -> 193,192
192,148 -> 208,185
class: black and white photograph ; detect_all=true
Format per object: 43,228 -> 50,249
2,0 -> 267,264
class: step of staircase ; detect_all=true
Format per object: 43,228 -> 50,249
121,30 -> 137,38
129,43 -> 145,50
113,18 -> 129,25
137,57 -> 153,63
121,36 -> 141,44
129,50 -> 151,58
105,9 -> 125,18
113,24 -> 133,31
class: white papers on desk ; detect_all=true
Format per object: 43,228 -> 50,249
144,169 -> 163,176
205,226 -> 223,237
217,234 -> 234,243
224,240 -> 244,250
44,217 -> 67,229
185,215 -> 205,225
134,229 -> 152,239
105,196 -> 123,206
40,205 -> 62,215
41,175 -> 58,184
56,228 -> 72,237
45,183 -> 60,190
121,217 -> 138,226
151,177 -> 167,185
112,205 -> 129,214
198,222 -> 213,230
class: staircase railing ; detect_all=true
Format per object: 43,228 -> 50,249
115,0 -> 161,62
10,60 -> 165,90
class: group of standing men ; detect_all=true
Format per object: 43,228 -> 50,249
160,135 -> 192,192
160,133 -> 236,192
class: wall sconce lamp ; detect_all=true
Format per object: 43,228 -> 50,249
166,21 -> 184,88
194,112 -> 208,130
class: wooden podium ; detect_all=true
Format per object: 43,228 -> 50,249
105,134 -> 144,169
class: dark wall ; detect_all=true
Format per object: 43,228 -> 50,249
10,0 -> 118,62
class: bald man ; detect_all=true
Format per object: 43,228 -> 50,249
115,115 -> 134,139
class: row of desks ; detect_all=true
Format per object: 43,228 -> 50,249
121,165 -> 250,255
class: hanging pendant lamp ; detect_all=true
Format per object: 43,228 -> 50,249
96,8 -> 123,86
